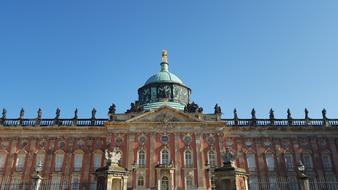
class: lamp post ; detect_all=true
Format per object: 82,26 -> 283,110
32,162 -> 43,190
297,161 -> 310,190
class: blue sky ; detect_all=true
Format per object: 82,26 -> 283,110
0,0 -> 338,119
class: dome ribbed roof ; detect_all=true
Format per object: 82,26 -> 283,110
145,71 -> 183,85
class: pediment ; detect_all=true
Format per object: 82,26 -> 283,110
126,106 -> 201,123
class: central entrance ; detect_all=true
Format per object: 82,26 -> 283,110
161,176 -> 169,190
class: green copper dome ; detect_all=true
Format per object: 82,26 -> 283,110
145,70 -> 183,85
138,50 -> 191,111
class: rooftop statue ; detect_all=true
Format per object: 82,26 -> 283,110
55,108 -> 61,119
37,108 -> 42,120
251,108 -> 256,119
126,101 -> 142,113
214,104 -> 222,114
73,108 -> 78,119
91,108 -> 96,120
233,108 -> 238,120
108,103 -> 116,115
162,49 -> 168,63
184,101 -> 203,113
269,108 -> 274,120
287,108 -> 292,125
2,108 -> 7,120
19,108 -> 24,119
322,108 -> 327,120
305,108 -> 309,119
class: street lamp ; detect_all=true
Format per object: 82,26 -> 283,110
297,161 -> 305,174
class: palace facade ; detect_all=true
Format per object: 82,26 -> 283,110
0,50 -> 337,190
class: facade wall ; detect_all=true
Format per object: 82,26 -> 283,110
0,124 -> 337,190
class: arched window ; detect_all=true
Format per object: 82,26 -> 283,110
208,150 -> 216,166
184,150 -> 193,167
74,153 -> 83,171
138,150 -> 146,168
161,149 -> 169,165
93,153 -> 102,170
246,153 -> 256,171
265,153 -> 274,171
16,152 -> 26,171
137,176 -> 144,186
55,152 -> 64,172
71,176 -> 80,190
0,152 -> 7,170
186,176 -> 193,189
322,154 -> 332,170
36,152 -> 45,168
161,176 -> 169,190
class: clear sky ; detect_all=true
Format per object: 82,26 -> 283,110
1,0 -> 338,119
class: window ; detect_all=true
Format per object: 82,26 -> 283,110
74,154 -> 83,171
161,149 -> 169,164
161,176 -> 169,190
138,150 -> 146,167
16,153 -> 26,171
246,154 -> 256,171
265,154 -> 275,171
208,150 -> 216,166
0,153 -> 6,170
71,176 -> 80,190
36,153 -> 45,168
55,154 -> 64,171
186,176 -> 193,189
51,176 -> 61,190
249,176 -> 258,190
284,154 -> 293,171
94,153 -> 102,170
137,176 -> 144,186
322,154 -> 332,170
184,150 -> 193,167
11,176 -> 21,189
303,154 -> 313,170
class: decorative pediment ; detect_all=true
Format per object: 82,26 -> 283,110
126,106 -> 201,123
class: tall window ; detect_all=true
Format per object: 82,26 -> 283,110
71,176 -> 80,190
137,176 -> 144,186
208,150 -> 216,166
186,176 -> 193,189
0,153 -> 6,170
161,176 -> 169,190
16,153 -> 26,171
51,176 -> 61,190
94,153 -> 102,170
36,153 -> 45,168
55,154 -> 64,171
138,150 -> 146,167
284,154 -> 293,171
74,154 -> 83,171
303,154 -> 313,170
265,154 -> 275,171
161,149 -> 169,165
322,154 -> 332,170
184,150 -> 193,167
246,154 -> 256,171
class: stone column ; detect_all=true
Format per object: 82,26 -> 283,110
170,170 -> 174,190
174,135 -> 181,188
150,133 -> 156,188
127,134 -> 135,188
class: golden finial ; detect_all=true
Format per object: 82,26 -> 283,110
162,49 -> 168,63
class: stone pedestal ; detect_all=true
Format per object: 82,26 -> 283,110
214,162 -> 248,190
298,174 -> 310,190
95,163 -> 130,190
32,174 -> 43,190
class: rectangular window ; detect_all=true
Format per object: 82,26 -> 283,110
246,154 -> 256,171
55,154 -> 64,171
16,154 -> 25,171
74,154 -> 83,171
0,154 -> 6,170
71,176 -> 80,190
36,153 -> 45,168
265,154 -> 275,171
303,154 -> 313,170
94,154 -> 102,170
322,155 -> 332,170
284,154 -> 293,171
51,176 -> 61,190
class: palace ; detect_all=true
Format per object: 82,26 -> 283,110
0,50 -> 337,190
